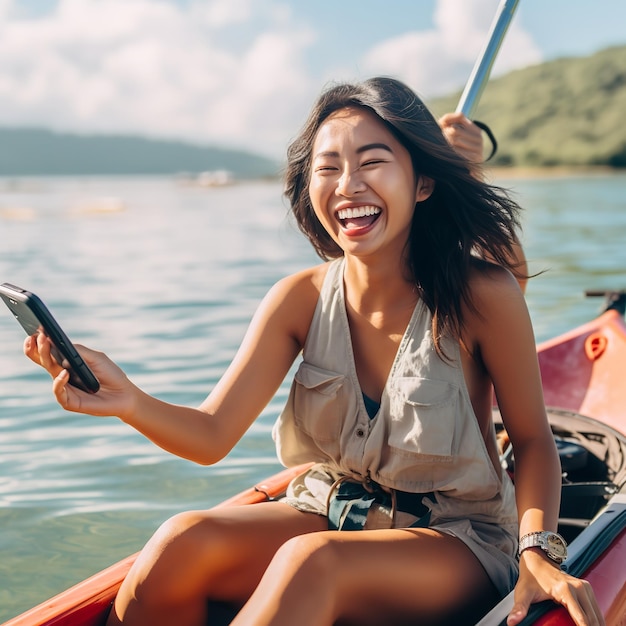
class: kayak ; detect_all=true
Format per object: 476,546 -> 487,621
478,292 -> 626,626
5,291 -> 626,626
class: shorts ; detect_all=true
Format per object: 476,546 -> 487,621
279,463 -> 519,598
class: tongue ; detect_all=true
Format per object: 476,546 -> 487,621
342,214 -> 378,230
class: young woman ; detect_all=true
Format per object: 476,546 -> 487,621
26,77 -> 602,626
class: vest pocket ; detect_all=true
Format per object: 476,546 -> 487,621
293,363 -> 347,443
387,377 -> 458,460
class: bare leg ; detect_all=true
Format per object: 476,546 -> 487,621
232,527 -> 500,626
106,502 -> 326,626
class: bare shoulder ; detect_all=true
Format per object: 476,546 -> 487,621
463,258 -> 530,348
266,263 -> 329,308
467,257 -> 524,309
259,262 -> 332,347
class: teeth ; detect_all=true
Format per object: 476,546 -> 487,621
337,206 -> 381,220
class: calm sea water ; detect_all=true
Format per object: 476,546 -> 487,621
1,172 -> 625,620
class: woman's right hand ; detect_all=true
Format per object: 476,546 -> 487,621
24,332 -> 138,419
438,112 -> 484,163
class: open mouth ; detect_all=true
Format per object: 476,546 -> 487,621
336,205 -> 381,231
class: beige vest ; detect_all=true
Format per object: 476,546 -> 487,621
273,259 -> 517,525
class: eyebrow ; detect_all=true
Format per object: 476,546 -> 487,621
313,142 -> 394,160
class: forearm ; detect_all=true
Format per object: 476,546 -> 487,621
512,437 -> 562,535
120,387 -> 231,465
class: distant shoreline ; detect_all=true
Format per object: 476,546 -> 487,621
487,165 -> 625,180
0,166 -> 624,184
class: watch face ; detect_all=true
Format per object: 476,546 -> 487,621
546,533 -> 568,559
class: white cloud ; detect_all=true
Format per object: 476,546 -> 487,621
361,0 -> 542,101
0,0 -> 316,156
0,0 -> 541,158
199,0 -> 254,28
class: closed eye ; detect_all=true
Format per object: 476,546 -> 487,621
360,159 -> 388,168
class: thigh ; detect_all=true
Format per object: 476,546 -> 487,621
120,501 -> 327,606
329,527 -> 499,626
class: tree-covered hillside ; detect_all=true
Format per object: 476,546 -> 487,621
0,128 -> 279,178
430,45 -> 626,167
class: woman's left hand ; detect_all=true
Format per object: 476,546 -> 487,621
507,549 -> 605,626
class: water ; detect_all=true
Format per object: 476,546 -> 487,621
0,172 -> 625,620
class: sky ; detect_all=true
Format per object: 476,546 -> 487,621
0,0 -> 625,158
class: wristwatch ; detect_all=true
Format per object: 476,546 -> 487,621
518,531 -> 568,564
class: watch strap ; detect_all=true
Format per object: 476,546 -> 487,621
519,531 -> 568,563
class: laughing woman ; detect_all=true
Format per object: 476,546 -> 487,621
26,77 -> 603,626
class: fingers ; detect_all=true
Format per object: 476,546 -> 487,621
506,603 -> 528,626
35,331 -> 64,375
506,585 -> 534,626
438,112 -> 476,137
24,332 -> 59,372
554,578 -> 605,626
438,113 -> 484,163
25,333 -> 121,417
24,333 -> 80,410
24,333 -> 46,365
23,334 -> 38,362
585,580 -> 605,626
52,368 -> 72,409
508,574 -> 604,626
438,112 -> 468,128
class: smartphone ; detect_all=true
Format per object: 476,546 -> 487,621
0,283 -> 100,393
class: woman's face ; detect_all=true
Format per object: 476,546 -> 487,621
308,107 -> 433,261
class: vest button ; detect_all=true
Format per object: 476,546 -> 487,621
356,428 -> 365,437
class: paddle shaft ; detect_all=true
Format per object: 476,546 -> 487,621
456,0 -> 520,118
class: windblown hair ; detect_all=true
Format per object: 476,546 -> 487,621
284,76 -> 523,353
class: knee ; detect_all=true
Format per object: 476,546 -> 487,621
125,511 -> 217,607
273,532 -> 341,586
147,509 -> 210,562
263,533 -> 347,620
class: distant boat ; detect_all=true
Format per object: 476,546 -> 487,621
0,206 -> 37,221
71,197 -> 126,214
177,169 -> 235,187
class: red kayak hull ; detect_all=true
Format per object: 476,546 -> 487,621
513,305 -> 626,626
537,307 -> 626,433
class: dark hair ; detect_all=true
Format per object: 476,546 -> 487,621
284,76 -> 522,353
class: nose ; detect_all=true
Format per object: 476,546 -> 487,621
336,167 -> 366,197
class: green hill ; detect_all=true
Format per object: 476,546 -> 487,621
430,44 -> 626,167
0,128 -> 279,178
